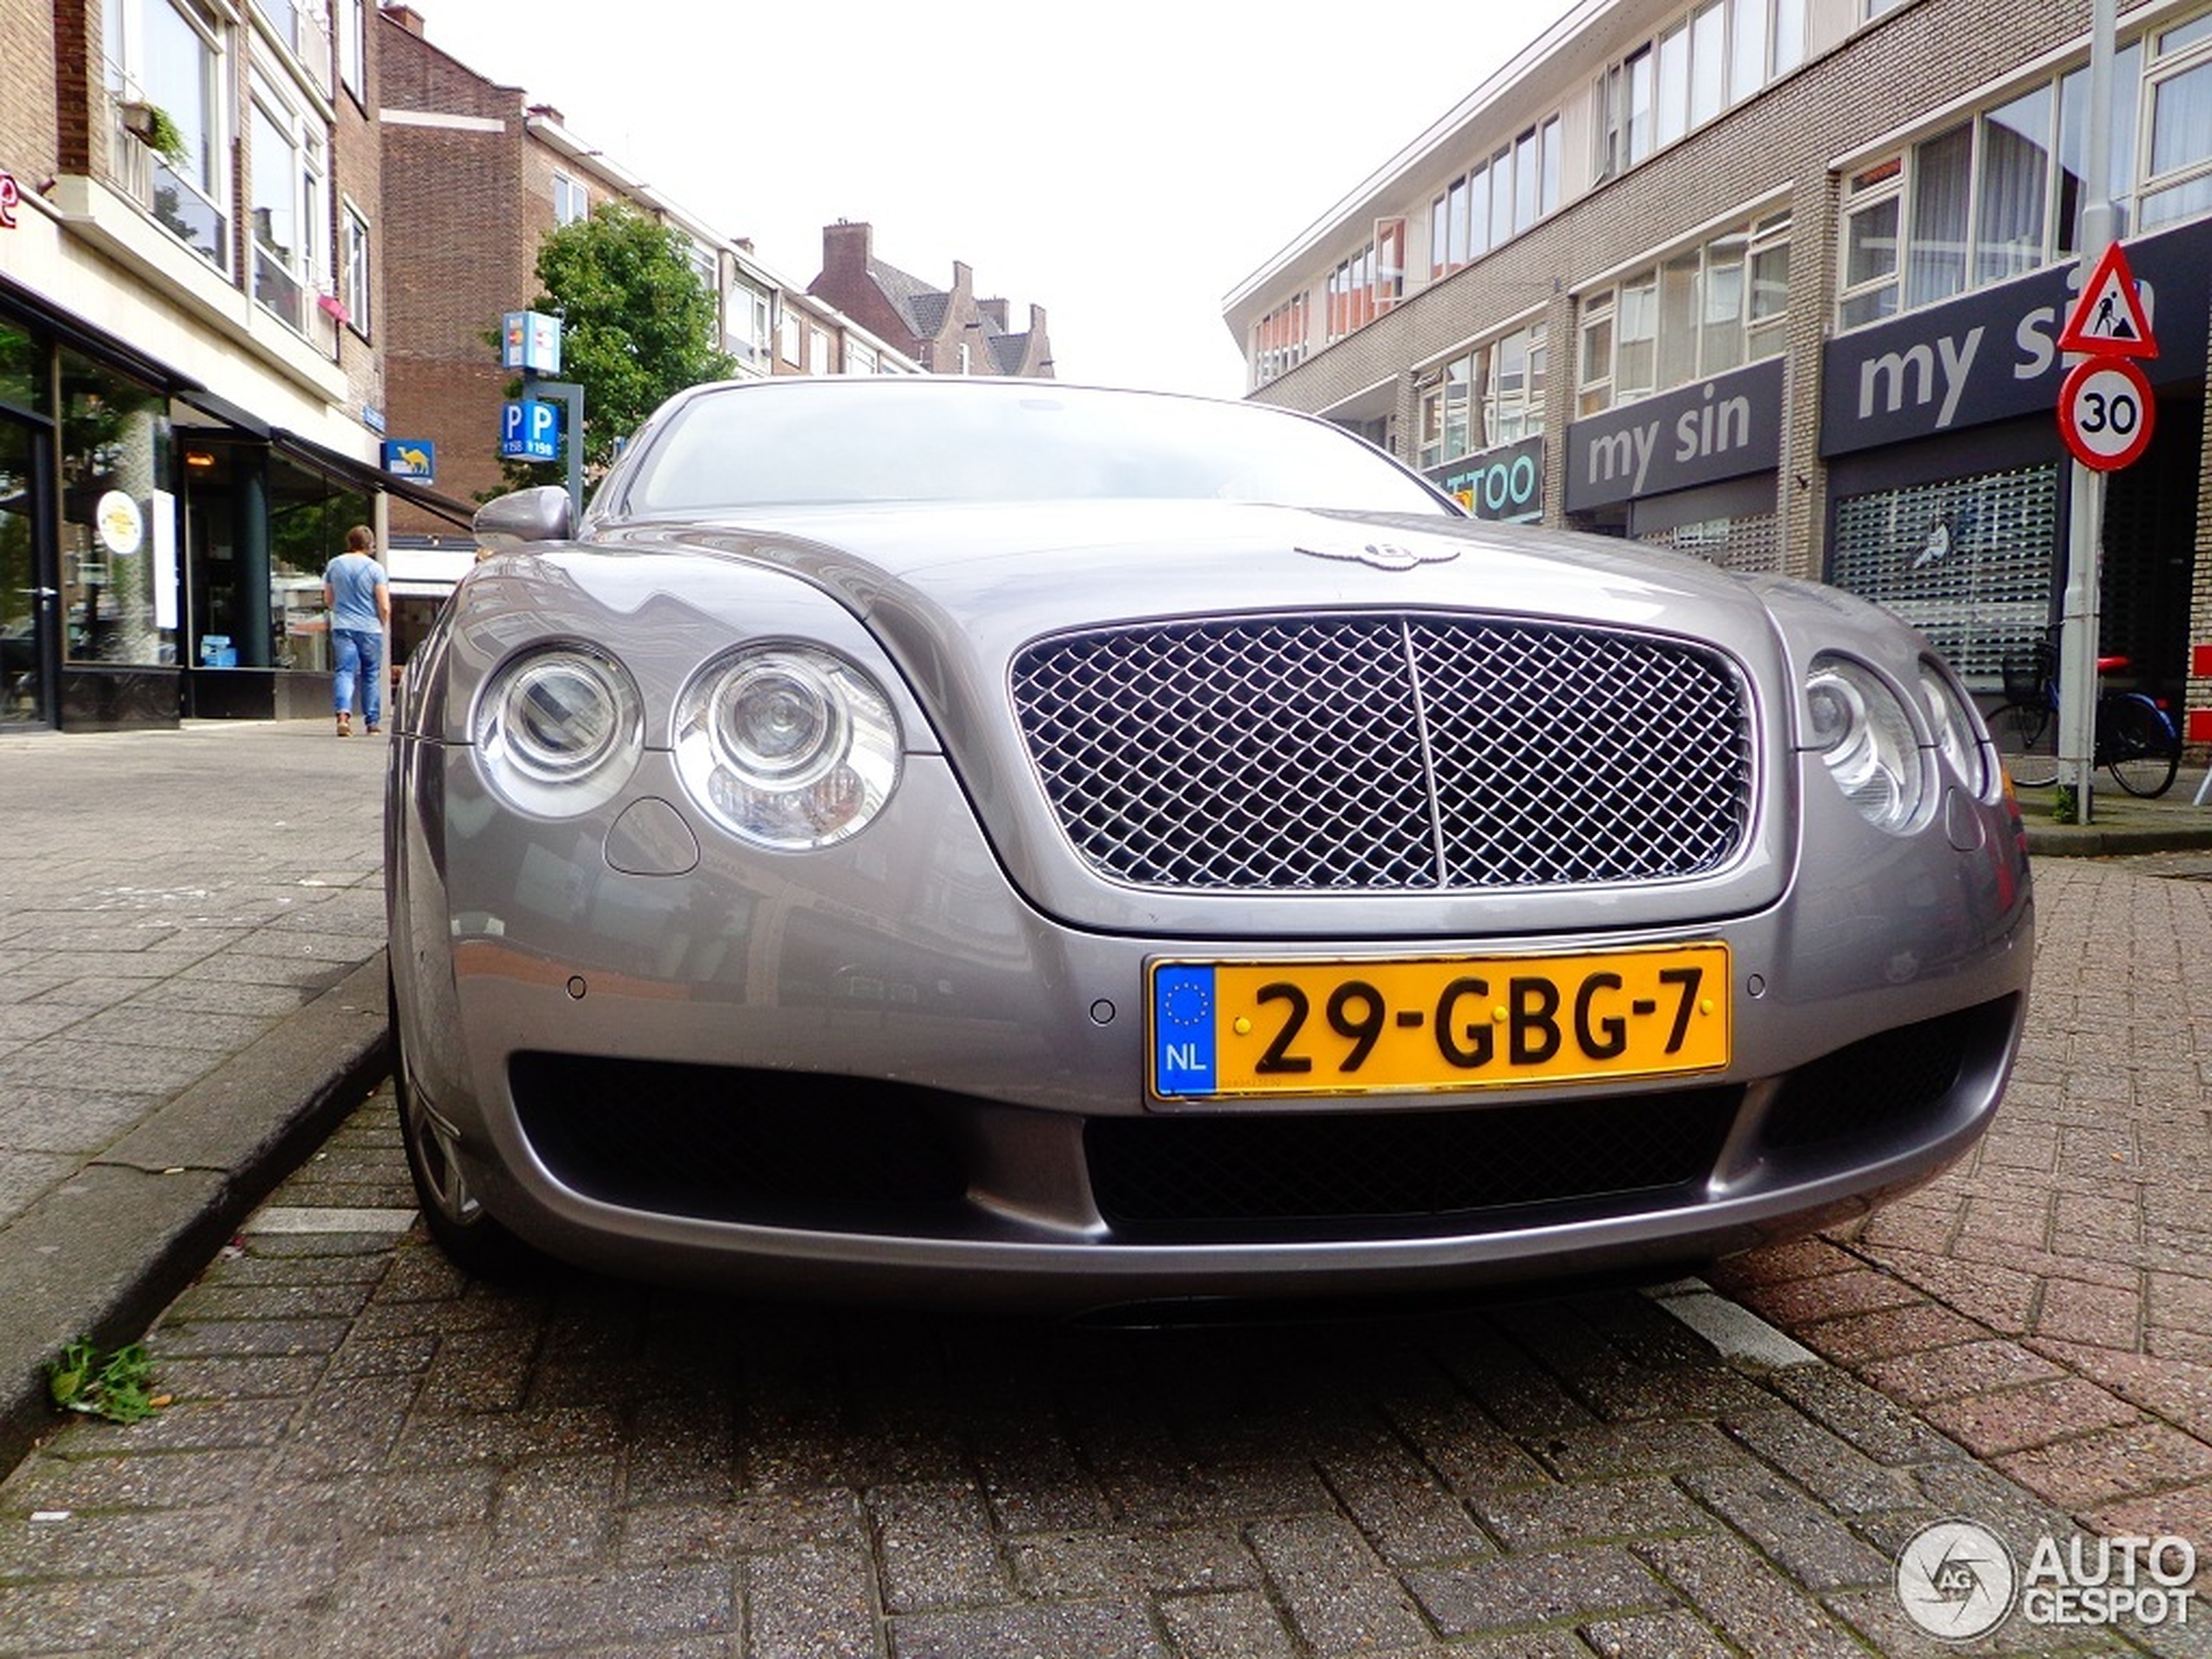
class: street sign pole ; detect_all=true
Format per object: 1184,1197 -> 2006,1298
536,381 -> 586,523
2059,0 -> 2119,821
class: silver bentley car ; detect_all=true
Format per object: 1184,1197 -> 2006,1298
385,376 -> 2033,1311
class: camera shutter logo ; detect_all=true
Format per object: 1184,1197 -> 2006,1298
1897,1520 -> 2018,1640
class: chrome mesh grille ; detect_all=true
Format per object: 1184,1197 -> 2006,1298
1011,616 -> 1751,891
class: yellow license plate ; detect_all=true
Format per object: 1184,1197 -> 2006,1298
1150,944 -> 1730,1101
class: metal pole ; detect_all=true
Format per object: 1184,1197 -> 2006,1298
2059,0 -> 2119,819
538,381 -> 586,524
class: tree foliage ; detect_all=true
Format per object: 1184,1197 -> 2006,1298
496,205 -> 738,495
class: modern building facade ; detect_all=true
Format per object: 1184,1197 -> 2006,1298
1228,0 -> 2212,718
1,0 -> 462,730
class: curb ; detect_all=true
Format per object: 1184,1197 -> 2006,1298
0,954 -> 390,1476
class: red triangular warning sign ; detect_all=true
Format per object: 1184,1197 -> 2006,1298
2059,241 -> 2157,358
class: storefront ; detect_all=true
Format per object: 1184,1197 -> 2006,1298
1818,217 -> 2211,700
0,289 -> 467,731
1562,356 -> 1787,572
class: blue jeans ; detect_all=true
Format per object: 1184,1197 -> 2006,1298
333,628 -> 383,727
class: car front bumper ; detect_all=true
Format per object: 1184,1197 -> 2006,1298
388,738 -> 2033,1311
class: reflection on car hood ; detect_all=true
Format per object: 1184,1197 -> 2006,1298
595,497 -> 1774,661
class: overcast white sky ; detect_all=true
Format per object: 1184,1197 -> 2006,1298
402,3 -> 1551,399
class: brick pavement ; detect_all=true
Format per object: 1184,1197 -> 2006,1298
1712,853 -> 2212,1581
7,1090 -> 2194,1659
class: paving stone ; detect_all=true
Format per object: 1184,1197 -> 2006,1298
1007,1525 -> 1258,1599
1676,1461 -> 1891,1591
889,1598 -> 1170,1659
1246,1512 -> 1433,1653
1155,1588 -> 1302,1659
1407,1541 -> 1674,1635
744,1543 -> 877,1659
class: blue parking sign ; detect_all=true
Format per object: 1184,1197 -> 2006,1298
500,399 -> 561,462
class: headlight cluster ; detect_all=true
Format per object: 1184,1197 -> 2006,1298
473,644 -> 644,817
673,644 -> 900,849
473,641 -> 900,847
1804,655 -> 1928,833
1804,652 -> 1996,831
1916,659 -> 1996,802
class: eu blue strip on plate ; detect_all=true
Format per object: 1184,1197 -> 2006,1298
1151,964 -> 1217,1097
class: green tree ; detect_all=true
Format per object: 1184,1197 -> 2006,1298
493,205 -> 738,496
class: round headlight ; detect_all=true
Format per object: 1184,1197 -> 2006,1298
1917,659 -> 1994,801
675,644 -> 900,850
474,645 -> 643,816
1804,655 -> 1928,833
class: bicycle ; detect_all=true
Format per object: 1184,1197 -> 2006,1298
1988,632 -> 2181,799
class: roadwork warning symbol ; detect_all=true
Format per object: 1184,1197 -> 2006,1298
2059,241 -> 2158,358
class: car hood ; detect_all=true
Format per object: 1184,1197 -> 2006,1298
580,499 -> 1800,939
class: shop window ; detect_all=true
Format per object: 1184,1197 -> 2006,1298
1829,463 -> 2059,686
58,351 -> 172,669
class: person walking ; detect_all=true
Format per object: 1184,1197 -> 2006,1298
324,524 -> 390,737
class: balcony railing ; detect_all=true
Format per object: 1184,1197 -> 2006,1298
106,97 -> 227,270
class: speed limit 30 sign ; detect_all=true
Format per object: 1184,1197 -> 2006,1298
2059,355 -> 2155,471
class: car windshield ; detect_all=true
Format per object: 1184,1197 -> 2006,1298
622,381 -> 1453,516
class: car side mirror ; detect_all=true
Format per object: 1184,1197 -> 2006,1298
473,485 -> 573,550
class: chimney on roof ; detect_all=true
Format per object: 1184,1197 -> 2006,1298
822,220 -> 873,280
979,299 -> 1009,332
382,3 -> 427,34
525,102 -> 564,125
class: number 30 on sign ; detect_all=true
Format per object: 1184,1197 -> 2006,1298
2059,355 -> 2155,471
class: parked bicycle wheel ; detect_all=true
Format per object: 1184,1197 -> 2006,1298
2101,692 -> 2180,798
1988,700 -> 2059,788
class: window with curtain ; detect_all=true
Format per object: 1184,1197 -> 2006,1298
1974,86 -> 2052,287
1905,124 -> 1972,308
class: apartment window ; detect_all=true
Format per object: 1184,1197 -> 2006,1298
251,0 -> 329,92
103,0 -> 229,266
727,280 -> 772,365
1838,39 -> 2148,329
341,201 -> 370,337
1579,214 -> 1789,413
249,70 -> 327,338
681,237 -> 717,295
1428,119 -> 1562,280
810,325 -> 833,374
553,172 -> 589,226
1252,294 -> 1309,386
2143,13 -> 2212,228
335,0 -> 364,100
1414,320 -> 1548,469
1596,0 -> 1805,179
1326,226 -> 1405,341
778,305 -> 801,365
846,341 -> 878,376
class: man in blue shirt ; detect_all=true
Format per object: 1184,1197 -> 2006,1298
323,524 -> 390,737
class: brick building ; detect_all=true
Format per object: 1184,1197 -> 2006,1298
811,220 -> 1053,377
0,0 -> 460,729
375,6 -> 924,555
1229,0 -> 2212,727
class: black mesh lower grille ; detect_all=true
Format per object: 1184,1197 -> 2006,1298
1085,1089 -> 1742,1238
1761,1001 -> 2008,1150
510,1054 -> 968,1229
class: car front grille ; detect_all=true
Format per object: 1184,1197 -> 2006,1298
1011,616 -> 1752,891
1085,1088 -> 1743,1238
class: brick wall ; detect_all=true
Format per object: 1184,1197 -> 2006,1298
378,11 -> 534,531
1,0 -> 59,187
